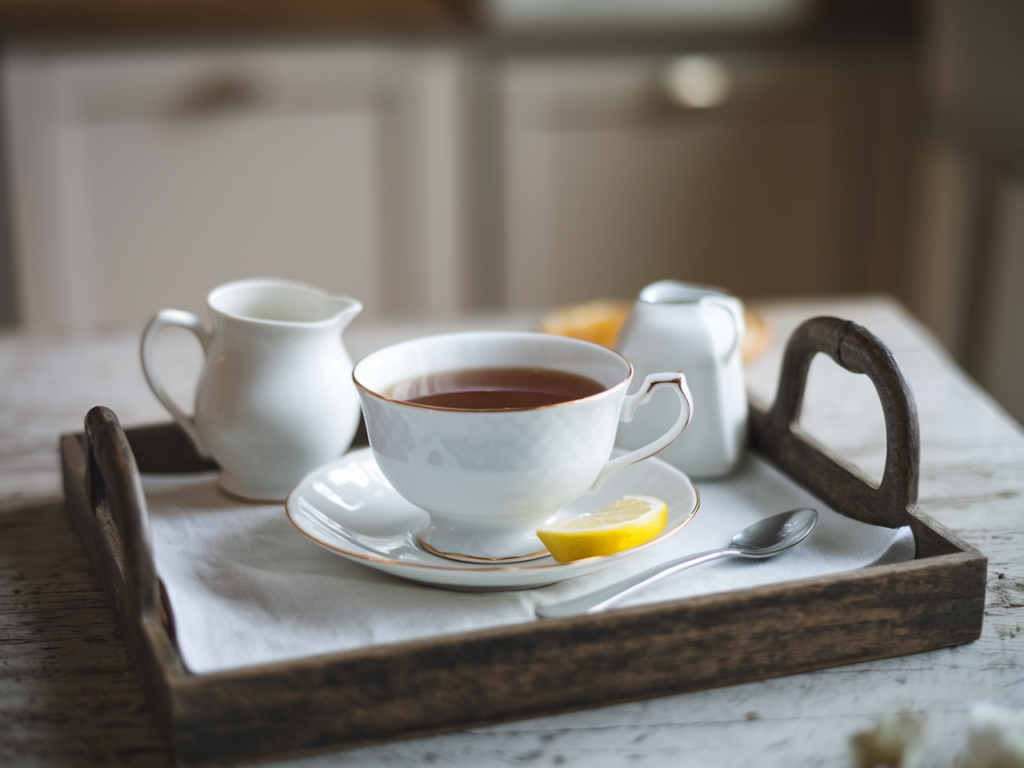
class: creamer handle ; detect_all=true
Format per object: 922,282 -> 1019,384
139,309 -> 212,458
702,295 -> 745,361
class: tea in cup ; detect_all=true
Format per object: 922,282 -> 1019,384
353,331 -> 693,562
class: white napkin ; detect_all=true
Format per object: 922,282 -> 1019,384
144,453 -> 914,674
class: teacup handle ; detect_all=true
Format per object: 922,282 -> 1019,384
140,309 -> 213,458
587,372 -> 694,493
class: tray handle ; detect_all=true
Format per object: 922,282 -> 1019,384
84,405 -> 168,632
749,316 -> 920,529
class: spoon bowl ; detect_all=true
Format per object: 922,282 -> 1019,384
729,507 -> 818,557
536,507 -> 818,619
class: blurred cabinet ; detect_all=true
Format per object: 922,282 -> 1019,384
4,43 -> 470,334
500,49 -> 918,309
3,41 -> 919,334
906,0 -> 1024,425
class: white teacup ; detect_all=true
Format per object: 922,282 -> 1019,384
353,331 -> 693,562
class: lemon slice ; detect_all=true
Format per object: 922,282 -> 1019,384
537,495 -> 668,563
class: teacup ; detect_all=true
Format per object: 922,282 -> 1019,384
353,331 -> 693,562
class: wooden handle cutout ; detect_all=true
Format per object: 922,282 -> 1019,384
749,316 -> 920,529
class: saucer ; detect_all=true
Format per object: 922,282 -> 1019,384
285,447 -> 699,591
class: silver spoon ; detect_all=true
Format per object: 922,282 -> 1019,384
535,507 -> 818,619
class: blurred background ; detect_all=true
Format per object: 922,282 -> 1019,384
0,0 -> 1020,423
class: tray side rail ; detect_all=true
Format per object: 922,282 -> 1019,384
61,406 -> 188,758
748,316 -> 962,556
59,318 -> 988,767
751,316 -> 918,528
165,551 -> 986,766
157,315 -> 986,765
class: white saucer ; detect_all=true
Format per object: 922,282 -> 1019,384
285,447 -> 699,591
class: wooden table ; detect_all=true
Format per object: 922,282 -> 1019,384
2,295 -> 1022,767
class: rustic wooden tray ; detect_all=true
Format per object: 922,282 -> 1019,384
60,317 -> 987,768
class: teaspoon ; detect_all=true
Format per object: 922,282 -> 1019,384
535,507 -> 818,619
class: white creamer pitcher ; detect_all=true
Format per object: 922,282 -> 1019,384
141,278 -> 363,501
615,280 -> 747,478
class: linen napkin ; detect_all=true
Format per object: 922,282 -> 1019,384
144,453 -> 914,674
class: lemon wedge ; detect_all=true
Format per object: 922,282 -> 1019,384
537,495 -> 668,563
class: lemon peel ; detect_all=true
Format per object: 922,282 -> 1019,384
537,495 -> 668,563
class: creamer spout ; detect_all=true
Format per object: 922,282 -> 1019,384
328,295 -> 363,330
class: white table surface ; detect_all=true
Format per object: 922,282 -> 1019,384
2,295 -> 1023,768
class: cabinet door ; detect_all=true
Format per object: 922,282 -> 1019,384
5,44 -> 469,334
500,52 -> 893,309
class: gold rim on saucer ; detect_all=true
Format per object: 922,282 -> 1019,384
418,539 -> 552,564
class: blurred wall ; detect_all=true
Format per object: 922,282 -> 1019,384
0,106 -> 15,328
6,2 -> 1019,426
908,0 -> 1024,424
2,43 -> 471,334
0,3 -> 925,337
497,45 -> 919,311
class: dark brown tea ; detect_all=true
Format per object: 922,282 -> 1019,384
390,366 -> 605,410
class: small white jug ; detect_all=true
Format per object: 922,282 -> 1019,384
615,280 -> 747,478
141,278 -> 363,501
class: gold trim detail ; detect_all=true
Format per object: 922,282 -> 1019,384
285,483 -> 700,575
351,331 -> 634,413
419,539 -> 551,564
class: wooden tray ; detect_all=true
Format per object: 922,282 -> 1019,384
60,317 -> 987,768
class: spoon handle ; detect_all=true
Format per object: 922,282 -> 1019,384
535,548 -> 739,619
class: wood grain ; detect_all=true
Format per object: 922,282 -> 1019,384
2,297 -> 1020,768
750,316 -> 919,530
58,314 -> 986,767
0,498 -> 170,767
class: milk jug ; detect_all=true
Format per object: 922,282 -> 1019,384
615,280 -> 747,478
141,278 -> 363,501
